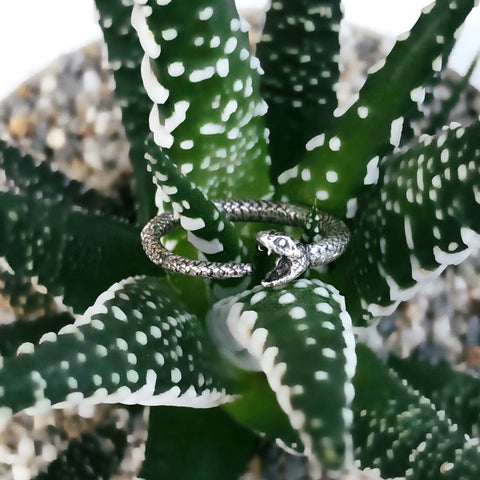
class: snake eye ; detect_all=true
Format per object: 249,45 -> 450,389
274,237 -> 287,249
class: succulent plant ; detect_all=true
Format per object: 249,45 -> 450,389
0,0 -> 479,478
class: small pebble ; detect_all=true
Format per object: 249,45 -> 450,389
466,346 -> 480,368
45,126 -> 66,150
40,75 -> 57,95
7,115 -> 29,138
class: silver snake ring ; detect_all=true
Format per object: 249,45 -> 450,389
141,200 -> 350,287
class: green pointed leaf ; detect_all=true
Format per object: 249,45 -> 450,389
208,278 -> 356,472
145,136 -> 243,265
257,0 -> 342,181
222,381 -> 304,454
0,312 -> 73,358
140,406 -> 258,480
335,122 -> 480,322
133,0 -> 271,199
424,54 -> 480,135
0,276 -> 231,422
94,0 -> 156,223
34,424 -> 127,480
398,18 -> 457,146
0,191 -> 157,312
401,52 -> 478,145
0,139 -> 122,216
144,139 -> 251,310
277,1 -> 476,216
388,354 -> 480,439
354,344 -> 480,479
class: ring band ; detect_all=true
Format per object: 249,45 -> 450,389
141,200 -> 350,287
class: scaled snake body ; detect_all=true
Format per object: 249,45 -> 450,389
141,200 -> 350,287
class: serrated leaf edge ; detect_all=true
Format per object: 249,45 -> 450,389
3,276 -> 235,424
213,279 -> 357,473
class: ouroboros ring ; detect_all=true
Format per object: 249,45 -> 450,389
141,200 -> 350,287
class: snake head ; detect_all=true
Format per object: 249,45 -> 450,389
256,230 -> 309,287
